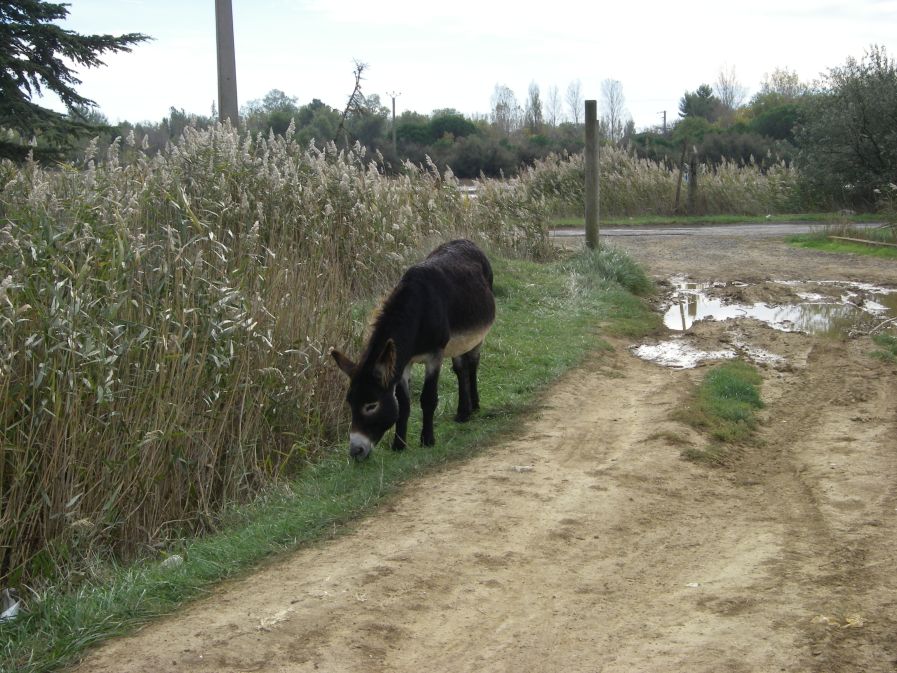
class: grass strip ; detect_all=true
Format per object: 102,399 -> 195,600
871,333 -> 897,362
0,249 -> 659,673
788,231 -> 897,259
676,360 -> 764,465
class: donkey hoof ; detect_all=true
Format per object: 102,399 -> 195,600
391,437 -> 407,451
454,412 -> 471,423
420,433 -> 436,447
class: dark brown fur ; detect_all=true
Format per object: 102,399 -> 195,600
331,240 -> 495,460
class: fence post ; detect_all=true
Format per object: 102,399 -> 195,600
585,100 -> 599,249
687,152 -> 699,215
673,140 -> 687,213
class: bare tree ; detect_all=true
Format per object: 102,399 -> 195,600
491,84 -> 520,135
600,78 -> 629,144
335,60 -> 367,147
758,67 -> 808,99
714,64 -> 748,110
566,79 -> 583,125
524,81 -> 544,133
545,85 -> 562,126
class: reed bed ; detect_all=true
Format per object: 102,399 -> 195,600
0,123 -> 547,587
520,148 -> 801,217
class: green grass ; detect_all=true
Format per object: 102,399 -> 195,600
0,250 -> 659,673
676,360 -> 764,465
871,333 -> 897,361
551,212 -> 883,229
561,246 -> 654,296
788,229 -> 897,259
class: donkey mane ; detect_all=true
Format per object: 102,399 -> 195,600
363,284 -> 418,364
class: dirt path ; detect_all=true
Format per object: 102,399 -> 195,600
76,230 -> 897,672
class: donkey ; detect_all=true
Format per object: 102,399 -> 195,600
330,239 -> 496,461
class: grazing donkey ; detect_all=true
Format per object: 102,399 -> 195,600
330,239 -> 495,461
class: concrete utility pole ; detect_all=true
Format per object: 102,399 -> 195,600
658,110 -> 667,134
584,99 -> 599,250
215,0 -> 239,124
387,91 -> 401,154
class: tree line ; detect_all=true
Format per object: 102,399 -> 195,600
630,50 -> 896,209
76,77 -> 599,181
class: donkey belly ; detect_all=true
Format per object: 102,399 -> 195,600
408,325 -> 491,365
443,324 -> 491,358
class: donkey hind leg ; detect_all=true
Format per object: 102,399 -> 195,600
420,355 -> 442,446
467,343 -> 482,413
452,343 -> 482,423
392,366 -> 411,451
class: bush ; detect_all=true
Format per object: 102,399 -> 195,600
444,135 -> 518,179
797,45 -> 897,208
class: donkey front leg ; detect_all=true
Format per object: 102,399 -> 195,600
392,368 -> 411,451
420,355 -> 442,446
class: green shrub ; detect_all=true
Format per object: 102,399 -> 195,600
797,45 -> 897,208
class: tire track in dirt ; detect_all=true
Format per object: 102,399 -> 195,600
750,338 -> 897,671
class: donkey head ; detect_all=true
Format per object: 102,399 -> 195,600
330,339 -> 399,461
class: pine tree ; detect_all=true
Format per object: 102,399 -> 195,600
0,0 -> 148,159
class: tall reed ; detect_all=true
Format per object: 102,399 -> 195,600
519,148 -> 802,217
0,124 -> 545,586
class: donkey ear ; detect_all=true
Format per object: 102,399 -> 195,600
374,339 -> 396,387
329,348 -> 356,377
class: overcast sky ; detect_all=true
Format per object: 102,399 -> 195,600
52,0 -> 895,130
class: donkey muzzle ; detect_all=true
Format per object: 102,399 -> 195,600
349,432 -> 373,461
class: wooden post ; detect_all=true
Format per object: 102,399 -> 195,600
673,140 -> 687,213
687,153 -> 698,215
584,99 -> 599,250
215,0 -> 239,124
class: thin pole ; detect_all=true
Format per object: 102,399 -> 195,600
584,99 -> 599,250
215,0 -> 238,124
387,91 -> 401,154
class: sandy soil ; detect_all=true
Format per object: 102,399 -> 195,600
75,229 -> 897,673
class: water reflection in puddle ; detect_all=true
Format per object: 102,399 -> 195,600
634,278 -> 897,369
664,278 -> 896,337
631,336 -> 788,370
631,341 -> 736,369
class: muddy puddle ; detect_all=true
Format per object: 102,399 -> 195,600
634,277 -> 897,369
